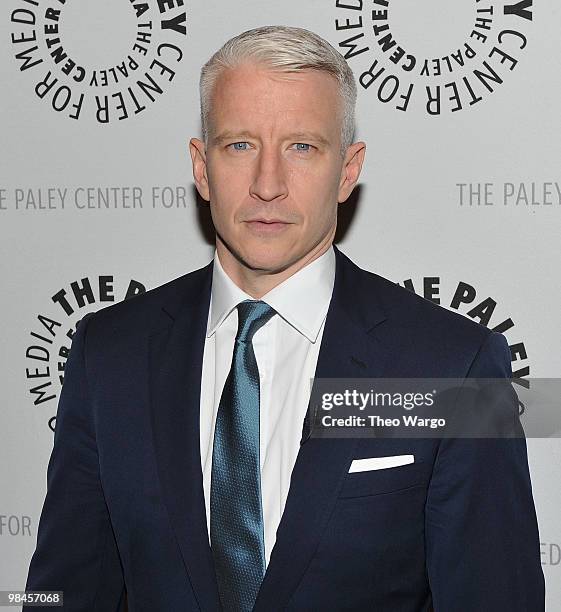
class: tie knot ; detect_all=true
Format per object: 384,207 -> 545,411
235,300 -> 276,343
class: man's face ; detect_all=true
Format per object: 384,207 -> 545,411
190,63 -> 365,277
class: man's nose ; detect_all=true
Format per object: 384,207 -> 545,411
249,147 -> 288,202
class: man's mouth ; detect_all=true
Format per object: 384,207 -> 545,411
245,219 -> 291,233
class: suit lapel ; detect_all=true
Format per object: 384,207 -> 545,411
149,262 -> 223,611
149,246 -> 391,612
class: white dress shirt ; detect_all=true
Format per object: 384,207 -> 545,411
200,245 -> 336,567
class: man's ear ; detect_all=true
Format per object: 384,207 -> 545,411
338,141 -> 366,203
189,138 -> 210,201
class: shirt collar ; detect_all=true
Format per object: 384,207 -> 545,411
207,246 -> 335,343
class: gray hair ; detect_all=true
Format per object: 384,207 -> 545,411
199,25 -> 357,154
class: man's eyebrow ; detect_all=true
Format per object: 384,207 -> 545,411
211,130 -> 255,145
211,130 -> 331,147
285,132 -> 331,146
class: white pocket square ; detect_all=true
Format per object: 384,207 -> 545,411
348,454 -> 415,473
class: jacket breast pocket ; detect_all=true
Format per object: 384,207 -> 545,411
337,461 -> 427,499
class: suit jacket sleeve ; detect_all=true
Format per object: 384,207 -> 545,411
24,313 -> 126,611
425,331 -> 545,611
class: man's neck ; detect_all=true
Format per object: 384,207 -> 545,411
216,240 -> 334,299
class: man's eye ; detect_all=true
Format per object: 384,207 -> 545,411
227,142 -> 312,152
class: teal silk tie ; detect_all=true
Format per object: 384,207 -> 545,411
210,299 -> 277,612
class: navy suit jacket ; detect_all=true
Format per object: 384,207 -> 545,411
25,246 -> 545,611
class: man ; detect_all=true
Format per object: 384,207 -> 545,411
25,26 -> 544,611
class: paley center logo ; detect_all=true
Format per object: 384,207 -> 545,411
24,275 -> 147,431
332,0 -> 533,114
10,0 -> 187,122
401,276 -> 530,382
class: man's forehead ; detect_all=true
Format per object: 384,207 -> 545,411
208,64 -> 342,138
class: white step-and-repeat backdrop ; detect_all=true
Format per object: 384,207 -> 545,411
2,0 -> 560,608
